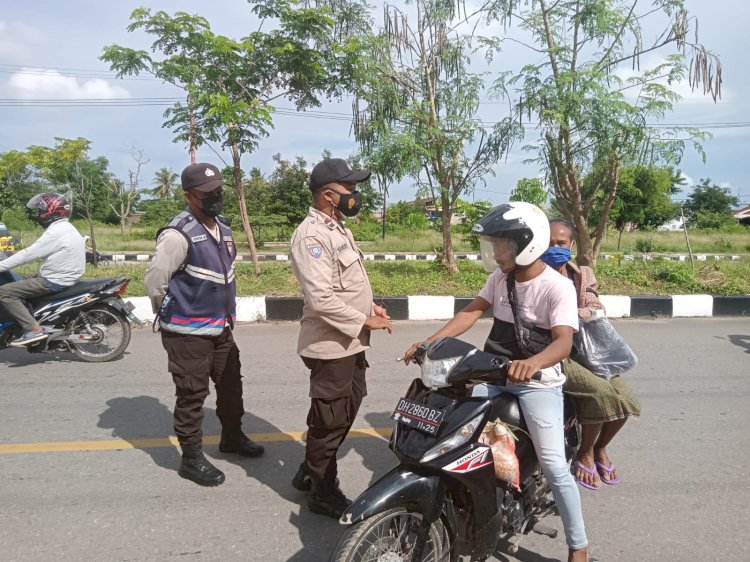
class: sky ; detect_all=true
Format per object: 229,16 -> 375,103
1,0 -> 749,208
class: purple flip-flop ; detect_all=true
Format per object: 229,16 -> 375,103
572,461 -> 600,490
595,461 -> 621,485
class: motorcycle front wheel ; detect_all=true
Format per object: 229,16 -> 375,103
330,508 -> 452,562
68,306 -> 131,362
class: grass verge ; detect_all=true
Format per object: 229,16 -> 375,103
43,259 -> 748,297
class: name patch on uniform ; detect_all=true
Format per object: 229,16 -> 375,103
191,234 -> 207,243
336,242 -> 349,253
223,236 -> 232,241
307,244 -> 323,259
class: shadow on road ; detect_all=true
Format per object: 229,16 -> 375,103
728,334 -> 750,355
97,395 -> 182,470
493,541 -> 563,562
214,410 -> 349,561
0,346 -> 131,367
96,396 -> 347,561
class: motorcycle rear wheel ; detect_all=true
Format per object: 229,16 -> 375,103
68,306 -> 131,362
329,508 -> 452,562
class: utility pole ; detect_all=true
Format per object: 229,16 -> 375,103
680,205 -> 695,272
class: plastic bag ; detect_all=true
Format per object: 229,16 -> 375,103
479,420 -> 520,488
572,310 -> 638,380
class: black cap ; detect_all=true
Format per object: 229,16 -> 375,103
181,163 -> 224,192
309,158 -> 371,191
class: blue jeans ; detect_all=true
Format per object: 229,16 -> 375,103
473,383 -> 588,549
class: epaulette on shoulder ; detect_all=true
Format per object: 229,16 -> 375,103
217,215 -> 232,227
156,210 -> 194,241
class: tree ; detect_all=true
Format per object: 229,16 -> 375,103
355,134 -> 412,239
0,138 -> 115,259
151,168 -> 179,199
606,166 -> 681,249
455,198 -> 493,251
102,2 -> 365,273
510,178 -> 547,207
264,154 -> 313,238
353,2 -> 520,273
684,178 -> 739,229
487,0 -> 722,266
0,150 -> 41,214
110,150 -> 149,236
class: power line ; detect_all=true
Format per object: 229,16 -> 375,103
0,64 -> 160,82
1,96 -> 749,130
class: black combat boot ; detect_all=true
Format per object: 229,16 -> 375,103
292,462 -> 340,493
178,445 -> 225,487
307,477 -> 351,519
218,428 -> 265,457
291,462 -> 312,492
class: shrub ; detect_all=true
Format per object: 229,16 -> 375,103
124,227 -> 158,241
717,236 -> 733,250
349,219 -> 382,241
2,206 -> 36,232
635,238 -> 657,253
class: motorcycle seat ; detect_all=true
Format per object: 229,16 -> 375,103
29,278 -> 119,307
488,393 -> 528,431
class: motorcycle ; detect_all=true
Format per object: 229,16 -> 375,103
0,254 -> 140,362
330,337 -> 579,562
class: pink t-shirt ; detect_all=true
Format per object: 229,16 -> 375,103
478,265 -> 578,388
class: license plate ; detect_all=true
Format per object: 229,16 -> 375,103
123,300 -> 135,313
391,397 -> 445,435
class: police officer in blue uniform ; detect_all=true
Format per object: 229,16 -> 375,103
145,163 -> 264,487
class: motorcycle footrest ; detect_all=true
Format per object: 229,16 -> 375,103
531,521 -> 558,538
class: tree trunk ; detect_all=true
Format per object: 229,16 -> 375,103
381,189 -> 387,241
617,228 -> 624,252
87,212 -> 98,267
232,145 -> 260,275
440,191 -> 458,274
575,217 -> 595,267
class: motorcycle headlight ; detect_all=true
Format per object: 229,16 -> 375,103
420,413 -> 485,463
420,355 -> 461,389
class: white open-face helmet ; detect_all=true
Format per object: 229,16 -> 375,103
473,202 -> 550,272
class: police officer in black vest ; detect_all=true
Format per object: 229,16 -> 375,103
145,163 -> 264,487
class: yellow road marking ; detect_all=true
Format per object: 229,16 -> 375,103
0,427 -> 393,455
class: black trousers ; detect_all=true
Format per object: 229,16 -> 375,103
302,352 -> 367,486
161,328 -> 244,449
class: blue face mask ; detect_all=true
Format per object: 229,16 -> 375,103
540,246 -> 572,267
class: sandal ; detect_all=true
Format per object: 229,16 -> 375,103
572,460 -> 600,490
595,461 -> 621,485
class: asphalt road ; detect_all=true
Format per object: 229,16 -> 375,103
1,318 -> 749,562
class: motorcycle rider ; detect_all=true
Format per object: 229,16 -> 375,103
403,202 -> 591,562
0,193 -> 85,346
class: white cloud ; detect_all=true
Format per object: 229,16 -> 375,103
0,20 -> 45,58
8,69 -> 130,100
679,171 -> 695,188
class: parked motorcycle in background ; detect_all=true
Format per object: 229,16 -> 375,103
0,252 -> 139,362
330,337 -> 579,562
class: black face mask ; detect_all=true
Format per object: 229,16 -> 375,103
198,193 -> 223,218
332,190 -> 362,217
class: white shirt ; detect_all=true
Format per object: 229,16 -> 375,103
0,219 -> 86,286
478,265 -> 579,388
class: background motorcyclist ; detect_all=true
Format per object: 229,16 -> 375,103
0,193 -> 85,346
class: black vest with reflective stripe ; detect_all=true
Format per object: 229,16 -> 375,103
157,211 -> 237,335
